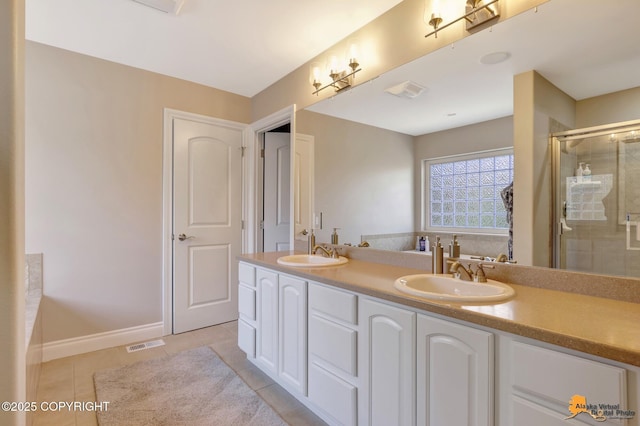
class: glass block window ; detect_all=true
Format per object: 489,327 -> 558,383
425,149 -> 513,231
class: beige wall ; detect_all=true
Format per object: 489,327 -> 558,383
296,110 -> 414,244
576,86 -> 640,128
1,1 -> 26,424
513,71 -> 576,267
25,42 -> 251,343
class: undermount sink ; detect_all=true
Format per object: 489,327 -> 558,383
394,274 -> 514,302
277,254 -> 349,267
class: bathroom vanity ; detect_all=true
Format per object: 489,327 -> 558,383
237,251 -> 640,426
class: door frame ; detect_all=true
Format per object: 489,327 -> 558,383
244,105 -> 296,254
162,108 -> 248,335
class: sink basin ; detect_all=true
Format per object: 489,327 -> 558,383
394,274 -> 514,302
277,254 -> 349,267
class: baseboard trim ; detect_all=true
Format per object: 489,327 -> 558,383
42,322 -> 164,362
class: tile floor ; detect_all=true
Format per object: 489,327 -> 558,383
33,320 -> 327,426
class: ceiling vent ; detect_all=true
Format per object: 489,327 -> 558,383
384,81 -> 427,99
132,0 -> 185,15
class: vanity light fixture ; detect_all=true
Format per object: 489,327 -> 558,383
311,41 -> 362,95
425,0 -> 500,39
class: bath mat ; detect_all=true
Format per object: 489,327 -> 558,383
93,346 -> 287,425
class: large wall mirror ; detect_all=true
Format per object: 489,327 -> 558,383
295,0 -> 640,277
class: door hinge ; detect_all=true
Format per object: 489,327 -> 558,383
260,148 -> 265,158
240,146 -> 246,157
241,220 -> 245,230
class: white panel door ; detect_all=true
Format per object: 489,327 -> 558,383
263,132 -> 290,252
173,117 -> 243,333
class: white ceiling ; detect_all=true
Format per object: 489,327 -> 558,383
25,0 -> 402,97
308,0 -> 640,135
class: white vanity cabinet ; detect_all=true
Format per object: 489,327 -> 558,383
240,264 -> 308,397
238,261 -> 639,426
503,341 -> 628,426
358,298 -> 416,426
307,282 -> 359,426
417,314 -> 494,426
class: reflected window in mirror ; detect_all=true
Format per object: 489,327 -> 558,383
424,148 -> 513,233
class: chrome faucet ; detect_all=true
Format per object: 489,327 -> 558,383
313,245 -> 339,258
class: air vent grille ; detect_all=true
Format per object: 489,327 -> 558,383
131,0 -> 185,15
126,339 -> 166,353
384,81 -> 427,99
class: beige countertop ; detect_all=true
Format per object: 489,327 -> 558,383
239,251 -> 640,368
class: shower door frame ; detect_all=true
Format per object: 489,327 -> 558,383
551,118 -> 640,270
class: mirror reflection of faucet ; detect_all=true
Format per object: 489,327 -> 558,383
312,244 -> 339,259
470,253 -> 517,264
331,228 -> 340,245
448,261 -> 495,283
307,229 -> 316,255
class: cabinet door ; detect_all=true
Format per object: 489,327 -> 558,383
359,298 -> 416,426
509,341 -> 627,426
417,314 -> 493,426
256,268 -> 278,374
278,274 -> 307,395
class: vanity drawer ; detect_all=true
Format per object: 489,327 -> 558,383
511,342 -> 626,406
237,319 -> 256,358
309,313 -> 357,376
239,262 -> 255,287
309,282 -> 357,325
308,362 -> 357,426
238,284 -> 256,321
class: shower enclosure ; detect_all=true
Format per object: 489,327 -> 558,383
552,119 -> 640,278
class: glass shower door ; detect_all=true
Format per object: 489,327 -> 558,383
552,119 -> 640,278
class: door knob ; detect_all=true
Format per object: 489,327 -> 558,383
177,233 -> 195,241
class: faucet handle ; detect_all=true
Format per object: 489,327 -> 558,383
474,263 -> 495,283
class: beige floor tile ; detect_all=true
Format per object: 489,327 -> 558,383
34,321 -> 327,425
281,407 -> 328,426
37,359 -> 74,402
32,409 -> 76,426
209,341 -> 253,372
258,383 -> 311,415
234,361 -> 276,391
73,347 -> 124,378
75,410 -> 98,426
